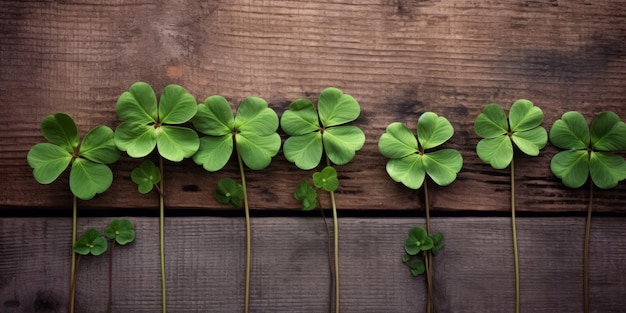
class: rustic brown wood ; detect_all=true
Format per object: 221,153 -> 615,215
1,0 -> 626,212
1,217 -> 625,312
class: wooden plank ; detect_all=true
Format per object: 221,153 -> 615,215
1,0 -> 626,211
1,217 -> 625,312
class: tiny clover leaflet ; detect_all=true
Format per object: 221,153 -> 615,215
74,228 -> 108,256
313,166 -> 339,192
114,82 -> 199,162
378,112 -> 462,190
131,160 -> 161,194
281,88 -> 365,170
27,113 -> 120,200
430,232 -> 444,255
474,100 -> 547,169
404,226 -> 434,256
294,180 -> 318,211
192,96 -> 281,171
106,219 -> 136,245
402,254 -> 426,277
215,178 -> 244,208
550,111 -> 626,189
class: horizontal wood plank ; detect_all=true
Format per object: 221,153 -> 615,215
1,217 -> 625,312
1,0 -> 626,212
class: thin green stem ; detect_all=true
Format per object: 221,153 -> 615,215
324,157 -> 340,313
423,251 -> 433,313
69,255 -> 81,311
511,159 -> 520,313
236,149 -> 251,313
159,156 -> 167,313
330,190 -> 339,313
319,206 -> 334,313
424,180 -> 431,235
108,242 -> 115,313
583,182 -> 593,313
423,180 -> 434,313
69,195 -> 77,313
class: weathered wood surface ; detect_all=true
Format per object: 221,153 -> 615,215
1,217 -> 625,312
1,0 -> 626,212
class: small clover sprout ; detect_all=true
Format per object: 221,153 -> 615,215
192,96 -> 281,171
215,178 -> 244,208
408,258 -> 426,277
27,113 -> 120,200
379,112 -> 462,189
404,226 -> 434,255
430,232 -> 444,255
281,88 -> 365,170
550,111 -> 626,189
114,82 -> 199,162
294,181 -> 318,211
105,219 -> 136,246
313,166 -> 339,192
131,160 -> 161,194
402,226 -> 443,277
474,100 -> 548,169
74,228 -> 108,256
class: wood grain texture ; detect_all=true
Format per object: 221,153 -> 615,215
1,217 -> 625,312
1,0 -> 626,211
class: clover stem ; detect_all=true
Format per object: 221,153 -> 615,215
583,182 -> 593,313
69,194 -> 77,313
159,156 -> 167,313
108,241 -> 115,313
329,190 -> 340,313
69,254 -> 81,310
423,180 -> 431,234
236,149 -> 251,313
324,157 -> 340,313
318,204 -> 334,313
423,180 -> 434,313
511,158 -> 520,313
423,251 -> 433,313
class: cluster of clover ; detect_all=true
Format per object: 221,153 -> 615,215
28,82 -> 625,313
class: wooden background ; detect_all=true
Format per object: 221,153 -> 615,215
0,0 -> 625,312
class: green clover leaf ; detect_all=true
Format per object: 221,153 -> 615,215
550,111 -> 626,189
429,232 -> 444,255
105,219 -> 136,245
294,180 -> 318,211
114,82 -> 199,162
474,100 -> 548,169
27,113 -> 120,200
409,258 -> 426,277
192,96 -> 281,171
378,113 -> 463,190
215,178 -> 244,208
312,166 -> 339,192
131,160 -> 161,194
74,228 -> 108,256
281,88 -> 365,170
404,226 -> 434,256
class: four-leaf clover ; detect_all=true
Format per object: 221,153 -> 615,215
474,100 -> 548,169
114,82 -> 199,162
27,113 -> 120,200
378,112 -> 463,189
192,96 -> 281,171
281,88 -> 365,170
550,111 -> 626,189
